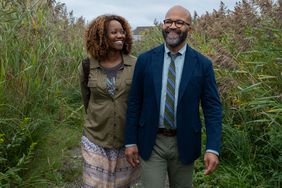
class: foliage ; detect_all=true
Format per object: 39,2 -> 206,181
0,0 -> 84,187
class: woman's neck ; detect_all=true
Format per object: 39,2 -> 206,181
100,51 -> 122,68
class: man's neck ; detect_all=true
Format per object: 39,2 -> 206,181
166,42 -> 186,54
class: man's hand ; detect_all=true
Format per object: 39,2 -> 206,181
125,145 -> 140,167
204,152 -> 219,175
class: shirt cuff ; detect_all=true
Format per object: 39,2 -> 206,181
206,149 -> 219,156
125,144 -> 137,148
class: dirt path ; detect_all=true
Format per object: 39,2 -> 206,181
60,146 -> 83,187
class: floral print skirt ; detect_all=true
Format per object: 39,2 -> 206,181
81,136 -> 140,188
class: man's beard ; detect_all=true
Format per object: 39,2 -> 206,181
162,28 -> 188,47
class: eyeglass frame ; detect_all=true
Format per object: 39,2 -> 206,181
163,19 -> 190,28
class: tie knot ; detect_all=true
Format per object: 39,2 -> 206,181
168,52 -> 180,61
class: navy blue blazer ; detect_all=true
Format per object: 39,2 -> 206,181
125,44 -> 222,164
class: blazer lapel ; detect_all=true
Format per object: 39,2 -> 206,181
178,45 -> 197,106
152,45 -> 165,111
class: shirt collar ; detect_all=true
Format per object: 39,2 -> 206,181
122,54 -> 135,66
90,53 -> 134,69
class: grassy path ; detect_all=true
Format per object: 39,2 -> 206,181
24,123 -> 83,187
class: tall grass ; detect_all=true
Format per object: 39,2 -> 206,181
135,0 -> 281,187
0,0 -> 85,186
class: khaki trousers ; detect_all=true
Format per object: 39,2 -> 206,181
140,134 -> 194,188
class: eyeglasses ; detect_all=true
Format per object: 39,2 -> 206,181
163,19 -> 190,28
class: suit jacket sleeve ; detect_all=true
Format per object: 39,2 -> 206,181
125,54 -> 146,145
201,60 -> 222,153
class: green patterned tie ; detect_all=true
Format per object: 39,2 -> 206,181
163,52 -> 179,129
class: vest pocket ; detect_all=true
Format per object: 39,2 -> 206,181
87,80 -> 97,88
125,79 -> 132,85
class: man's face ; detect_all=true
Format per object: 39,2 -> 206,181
162,9 -> 190,48
162,22 -> 188,48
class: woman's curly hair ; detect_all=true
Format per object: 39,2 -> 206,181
85,14 -> 133,61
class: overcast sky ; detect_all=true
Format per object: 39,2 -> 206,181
59,0 -> 240,29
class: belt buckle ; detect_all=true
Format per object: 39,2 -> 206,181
159,128 -> 176,137
163,129 -> 171,136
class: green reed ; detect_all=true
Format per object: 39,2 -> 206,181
0,0 -> 85,186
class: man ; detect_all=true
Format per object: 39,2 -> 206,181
125,5 -> 222,188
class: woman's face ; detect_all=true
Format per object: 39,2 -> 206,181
107,20 -> 126,51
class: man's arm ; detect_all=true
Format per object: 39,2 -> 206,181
201,59 -> 222,175
124,54 -> 146,167
125,54 -> 145,144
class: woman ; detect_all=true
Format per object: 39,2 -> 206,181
78,14 -> 140,188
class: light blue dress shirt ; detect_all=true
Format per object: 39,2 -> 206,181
159,44 -> 186,128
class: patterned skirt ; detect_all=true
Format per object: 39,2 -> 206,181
81,136 -> 140,188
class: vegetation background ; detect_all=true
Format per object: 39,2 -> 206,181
0,0 -> 281,187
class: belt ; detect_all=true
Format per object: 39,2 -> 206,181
158,128 -> 177,137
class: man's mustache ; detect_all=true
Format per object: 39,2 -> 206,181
165,28 -> 181,35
